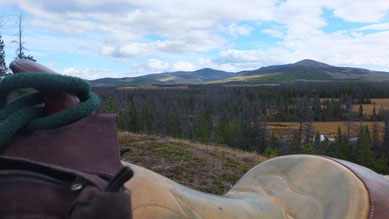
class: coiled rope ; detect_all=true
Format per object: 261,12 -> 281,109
0,73 -> 100,146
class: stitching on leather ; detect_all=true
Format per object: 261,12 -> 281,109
171,189 -> 204,218
255,173 -> 323,219
284,210 -> 297,219
132,203 -> 184,216
230,188 -> 266,196
257,182 -> 270,197
170,189 -> 190,218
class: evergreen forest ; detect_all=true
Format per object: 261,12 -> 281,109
93,82 -> 389,174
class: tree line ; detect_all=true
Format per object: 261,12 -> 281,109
93,83 -> 389,174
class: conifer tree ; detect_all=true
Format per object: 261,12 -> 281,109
103,97 -> 120,114
0,19 -> 8,77
194,109 -> 212,143
356,126 -> 375,169
12,15 -> 35,62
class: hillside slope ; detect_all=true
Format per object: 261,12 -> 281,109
90,68 -> 234,86
235,59 -> 389,83
118,132 -> 265,194
90,59 -> 389,86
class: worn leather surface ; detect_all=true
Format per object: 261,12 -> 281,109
10,59 -> 58,74
124,155 -> 371,219
9,59 -> 80,115
1,113 -> 123,176
330,158 -> 389,219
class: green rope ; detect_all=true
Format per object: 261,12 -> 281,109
0,73 -> 100,146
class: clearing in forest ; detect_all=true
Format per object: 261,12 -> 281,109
266,121 -> 385,139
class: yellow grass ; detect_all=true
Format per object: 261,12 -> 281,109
351,99 -> 389,115
205,73 -> 281,84
267,121 -> 385,139
118,85 -> 189,90
319,98 -> 389,116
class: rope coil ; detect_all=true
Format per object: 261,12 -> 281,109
0,73 -> 100,146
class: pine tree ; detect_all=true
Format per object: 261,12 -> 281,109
356,126 -> 375,169
12,15 -> 35,62
358,104 -> 364,120
127,99 -> 143,133
103,97 -> 120,114
0,19 -> 8,77
142,104 -> 153,134
194,109 -> 212,143
215,118 -> 230,145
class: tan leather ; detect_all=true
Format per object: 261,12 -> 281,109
124,155 -> 371,219
329,158 -> 389,219
9,59 -> 80,115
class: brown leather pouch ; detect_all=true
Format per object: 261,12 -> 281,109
0,156 -> 132,219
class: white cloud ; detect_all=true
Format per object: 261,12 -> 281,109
133,59 -> 169,73
226,24 -> 253,37
100,46 -> 115,56
3,0 -> 389,73
327,0 -> 389,23
100,31 -> 227,59
171,61 -> 195,72
8,0 -> 278,59
355,23 -> 389,31
261,29 -> 284,38
60,67 -> 111,80
196,58 -> 236,72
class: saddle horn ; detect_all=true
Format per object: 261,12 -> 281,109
9,59 -> 80,115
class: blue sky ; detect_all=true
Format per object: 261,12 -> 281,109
1,0 -> 389,79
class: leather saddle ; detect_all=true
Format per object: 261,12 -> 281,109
4,60 -> 389,219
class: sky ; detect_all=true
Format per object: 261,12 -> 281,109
1,0 -> 389,79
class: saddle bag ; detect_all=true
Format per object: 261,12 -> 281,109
0,113 -> 133,219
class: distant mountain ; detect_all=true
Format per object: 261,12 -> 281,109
90,68 -> 234,86
89,77 -> 134,86
238,59 -> 370,75
90,59 -> 389,86
138,68 -> 234,84
233,59 -> 389,83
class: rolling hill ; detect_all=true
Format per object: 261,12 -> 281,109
90,59 -> 389,86
119,131 -> 265,194
234,59 -> 389,83
90,68 -> 234,86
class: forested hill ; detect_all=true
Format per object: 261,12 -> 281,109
90,59 -> 389,86
90,68 -> 234,86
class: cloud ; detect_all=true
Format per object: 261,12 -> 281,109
171,61 -> 195,71
3,0 -> 389,74
196,58 -> 236,72
327,0 -> 389,23
355,23 -> 389,31
211,29 -> 389,71
226,24 -> 253,37
100,31 -> 227,59
60,67 -> 111,80
133,59 -> 169,73
261,29 -> 285,38
9,0 -> 279,59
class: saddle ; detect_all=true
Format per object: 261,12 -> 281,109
2,60 -> 389,219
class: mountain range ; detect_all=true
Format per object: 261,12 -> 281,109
90,59 -> 389,86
